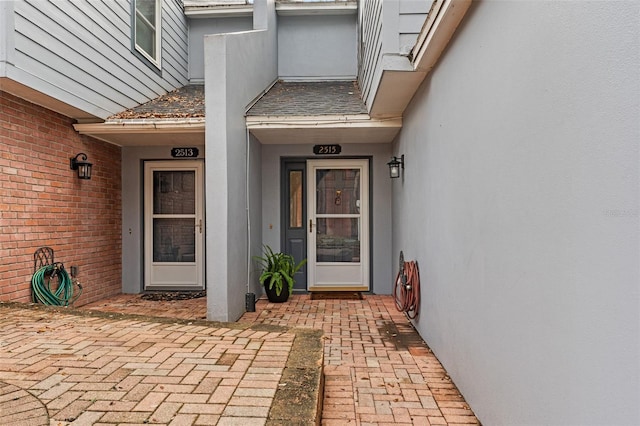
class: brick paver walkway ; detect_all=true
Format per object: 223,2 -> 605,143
12,293 -> 480,425
241,295 -> 479,425
0,303 -> 297,425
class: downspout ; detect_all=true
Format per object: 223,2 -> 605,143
245,126 -> 255,311
243,79 -> 277,312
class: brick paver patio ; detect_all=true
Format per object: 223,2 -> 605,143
241,295 -> 479,425
0,294 -> 479,425
0,303 -> 298,425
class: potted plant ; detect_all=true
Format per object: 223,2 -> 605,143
254,245 -> 306,303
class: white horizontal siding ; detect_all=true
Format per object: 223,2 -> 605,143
11,0 -> 188,119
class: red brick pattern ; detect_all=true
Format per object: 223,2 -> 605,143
84,293 -> 481,425
244,295 -> 480,425
0,91 -> 122,305
0,305 -> 294,425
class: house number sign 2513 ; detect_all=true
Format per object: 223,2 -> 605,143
313,144 -> 342,155
171,147 -> 199,158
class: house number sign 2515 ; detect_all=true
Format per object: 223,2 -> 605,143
313,144 -> 342,155
171,147 -> 199,158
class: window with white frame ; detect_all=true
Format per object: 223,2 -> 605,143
134,0 -> 161,67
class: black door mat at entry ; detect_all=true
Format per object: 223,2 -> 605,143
141,291 -> 206,301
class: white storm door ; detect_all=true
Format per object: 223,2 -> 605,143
307,159 -> 369,291
144,161 -> 204,290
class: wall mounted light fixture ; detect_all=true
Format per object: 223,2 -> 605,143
70,153 -> 92,180
387,155 -> 404,179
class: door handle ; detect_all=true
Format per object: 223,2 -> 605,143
309,219 -> 313,233
198,219 -> 203,234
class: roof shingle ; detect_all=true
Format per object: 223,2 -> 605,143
109,85 -> 205,120
247,80 -> 367,116
108,80 -> 367,121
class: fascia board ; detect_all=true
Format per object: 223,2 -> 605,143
74,119 -> 206,134
276,2 -> 357,16
245,114 -> 401,129
184,5 -> 253,18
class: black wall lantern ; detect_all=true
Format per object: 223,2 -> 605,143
70,153 -> 92,180
387,155 -> 404,179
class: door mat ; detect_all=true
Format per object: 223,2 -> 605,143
141,291 -> 206,301
310,292 -> 363,300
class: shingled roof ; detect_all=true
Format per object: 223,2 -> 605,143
107,80 -> 367,121
77,80 -> 399,146
247,80 -> 367,116
109,85 -> 205,120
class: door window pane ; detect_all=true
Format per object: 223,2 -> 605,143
153,218 -> 195,262
289,170 -> 303,228
316,218 -> 360,263
153,171 -> 195,214
316,169 -> 360,215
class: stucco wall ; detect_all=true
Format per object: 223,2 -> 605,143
392,1 -> 639,425
277,13 -> 357,81
188,16 -> 253,83
0,91 -> 122,305
261,143 -> 393,295
204,0 -> 277,322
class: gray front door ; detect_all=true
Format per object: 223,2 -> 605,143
282,160 -> 307,291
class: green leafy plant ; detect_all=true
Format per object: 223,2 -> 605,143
254,245 -> 307,296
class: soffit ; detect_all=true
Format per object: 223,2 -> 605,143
73,120 -> 206,147
0,77 -> 101,121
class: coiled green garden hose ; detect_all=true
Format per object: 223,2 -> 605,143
31,263 -> 82,306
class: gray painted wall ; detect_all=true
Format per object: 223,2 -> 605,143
261,143 -> 393,295
392,1 -> 640,424
188,16 -> 253,83
204,0 -> 277,322
4,0 -> 188,118
278,14 -> 357,81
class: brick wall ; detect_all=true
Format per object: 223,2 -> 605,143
0,91 -> 122,306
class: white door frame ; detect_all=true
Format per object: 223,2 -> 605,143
307,158 -> 370,291
144,160 -> 205,290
